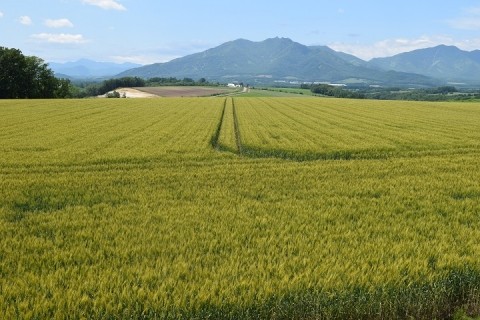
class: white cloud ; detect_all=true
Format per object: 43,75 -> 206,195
31,33 -> 88,44
329,36 -> 480,60
0,11 -> 4,18
448,6 -> 480,30
19,16 -> 32,25
45,18 -> 74,28
82,0 -> 126,11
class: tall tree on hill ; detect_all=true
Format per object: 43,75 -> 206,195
0,47 -> 67,99
0,47 -> 27,98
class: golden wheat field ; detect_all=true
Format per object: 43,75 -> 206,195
1,97 -> 480,319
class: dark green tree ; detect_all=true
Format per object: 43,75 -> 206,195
25,56 -> 58,98
0,47 -> 28,98
0,47 -> 61,99
55,78 -> 73,98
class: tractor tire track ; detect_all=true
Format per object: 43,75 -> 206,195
232,98 -> 243,155
210,98 -> 227,150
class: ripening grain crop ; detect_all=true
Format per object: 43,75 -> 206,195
234,97 -> 480,160
1,97 -> 479,319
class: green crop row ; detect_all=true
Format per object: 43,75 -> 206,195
1,97 -> 479,319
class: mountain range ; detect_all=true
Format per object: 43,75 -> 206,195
53,38 -> 480,87
49,59 -> 141,79
117,37 -> 442,87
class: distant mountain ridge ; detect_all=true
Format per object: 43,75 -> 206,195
368,45 -> 480,84
117,38 -> 440,87
49,59 -> 142,79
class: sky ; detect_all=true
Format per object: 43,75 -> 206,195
1,0 -> 480,65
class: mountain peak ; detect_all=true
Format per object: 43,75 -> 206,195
434,44 -> 460,50
264,36 -> 294,42
228,37 -> 296,46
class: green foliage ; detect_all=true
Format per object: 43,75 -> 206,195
1,97 -> 480,319
87,77 -> 146,96
54,78 -> 74,98
0,47 -> 29,98
145,77 -> 215,87
0,47 -> 68,99
105,90 -> 121,98
310,84 -> 366,99
257,87 -> 313,96
276,83 -> 480,102
75,77 -> 144,97
427,86 -> 458,94
363,86 -> 480,101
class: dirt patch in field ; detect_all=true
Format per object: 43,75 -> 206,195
134,86 -> 237,97
99,88 -> 158,98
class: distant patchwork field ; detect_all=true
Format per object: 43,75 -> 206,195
1,97 -> 480,319
135,86 -> 238,97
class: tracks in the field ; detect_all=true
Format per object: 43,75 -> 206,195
212,97 -> 366,161
212,97 -> 243,155
231,98 -> 243,155
212,98 -> 430,162
210,98 -> 227,151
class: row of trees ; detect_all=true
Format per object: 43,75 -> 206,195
82,77 -> 146,97
299,83 -> 479,101
0,47 -> 72,99
363,86 -> 480,101
303,84 -> 366,99
145,77 -> 210,86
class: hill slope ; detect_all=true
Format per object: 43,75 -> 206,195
368,45 -> 480,84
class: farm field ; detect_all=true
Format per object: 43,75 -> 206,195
1,97 -> 480,319
135,86 -> 238,97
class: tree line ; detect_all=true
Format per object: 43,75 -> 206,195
301,84 -> 366,99
362,86 -> 479,101
81,77 -> 146,97
300,83 -> 480,101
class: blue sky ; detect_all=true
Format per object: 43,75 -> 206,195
1,0 -> 480,64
